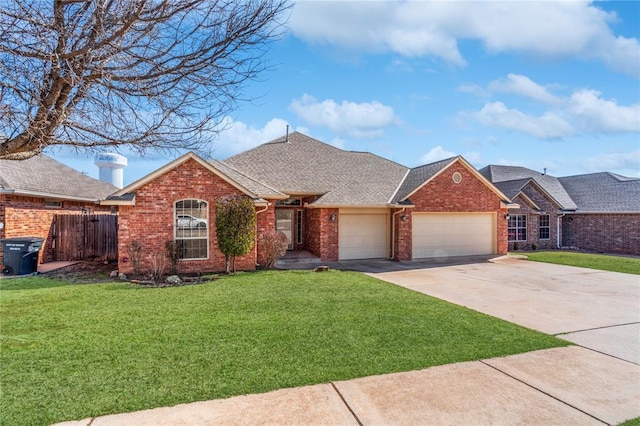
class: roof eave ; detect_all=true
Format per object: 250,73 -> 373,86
1,188 -> 103,203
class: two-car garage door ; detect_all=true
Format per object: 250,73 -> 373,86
412,213 -> 496,259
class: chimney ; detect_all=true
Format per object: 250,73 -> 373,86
95,153 -> 127,189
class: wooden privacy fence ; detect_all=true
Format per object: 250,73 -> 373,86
54,214 -> 118,262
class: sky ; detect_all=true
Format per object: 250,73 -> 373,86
49,0 -> 640,186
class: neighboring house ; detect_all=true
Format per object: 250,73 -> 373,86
559,172 -> 640,255
480,165 -> 640,255
0,155 -> 117,266
106,132 -> 514,275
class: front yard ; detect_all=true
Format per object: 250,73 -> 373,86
1,270 -> 567,425
524,251 -> 640,275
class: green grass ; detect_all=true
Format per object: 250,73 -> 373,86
619,418 -> 640,426
523,251 -> 640,275
1,270 -> 567,425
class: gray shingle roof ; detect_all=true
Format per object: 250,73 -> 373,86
0,155 -> 117,201
224,132 -> 409,206
492,178 -> 531,200
209,160 -> 286,199
392,157 -> 454,203
479,165 -> 577,210
559,172 -> 640,213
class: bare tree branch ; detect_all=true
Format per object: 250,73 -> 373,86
0,0 -> 290,159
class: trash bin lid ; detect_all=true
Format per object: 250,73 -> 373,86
1,236 -> 45,243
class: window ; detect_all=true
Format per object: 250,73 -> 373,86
296,210 -> 303,245
539,214 -> 550,240
275,198 -> 302,206
508,214 -> 527,242
174,199 -> 208,259
44,200 -> 62,209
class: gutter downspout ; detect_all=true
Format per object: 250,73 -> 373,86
557,213 -> 565,249
255,203 -> 270,267
391,208 -> 406,260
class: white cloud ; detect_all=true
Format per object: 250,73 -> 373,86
488,74 -> 561,105
289,94 -> 397,138
420,146 -> 457,164
472,102 -> 574,139
567,90 -> 640,133
583,150 -> 640,174
290,1 -> 640,76
464,75 -> 639,138
212,117 -> 292,158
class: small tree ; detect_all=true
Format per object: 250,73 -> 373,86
165,240 -> 181,275
259,231 -> 288,269
215,196 -> 256,273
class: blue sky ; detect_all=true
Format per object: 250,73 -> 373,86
51,0 -> 640,186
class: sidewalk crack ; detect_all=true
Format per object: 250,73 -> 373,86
331,382 -> 363,426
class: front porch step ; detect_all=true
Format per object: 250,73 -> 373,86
275,251 -> 323,269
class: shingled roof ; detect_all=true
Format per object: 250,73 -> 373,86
0,155 -> 117,201
559,172 -> 640,213
479,165 -> 577,211
224,132 -> 409,206
391,157 -> 454,203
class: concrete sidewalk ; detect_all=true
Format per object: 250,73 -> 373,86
56,346 -> 640,426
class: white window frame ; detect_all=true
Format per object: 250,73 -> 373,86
539,214 -> 550,240
508,214 -> 527,242
174,199 -> 209,260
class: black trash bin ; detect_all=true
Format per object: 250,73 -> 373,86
1,237 -> 44,275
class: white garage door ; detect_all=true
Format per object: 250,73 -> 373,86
339,212 -> 389,260
412,213 -> 495,259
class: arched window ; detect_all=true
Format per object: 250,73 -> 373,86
174,199 -> 208,259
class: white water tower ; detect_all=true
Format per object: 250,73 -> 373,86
95,153 -> 128,189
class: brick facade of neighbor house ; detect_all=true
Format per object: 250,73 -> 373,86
304,207 -> 339,261
508,183 -> 561,251
0,194 -> 111,266
405,161 -> 509,259
562,213 -> 640,255
116,159 -> 259,275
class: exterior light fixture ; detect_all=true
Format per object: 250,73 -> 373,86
400,214 -> 408,221
329,213 -> 336,222
504,213 -> 511,220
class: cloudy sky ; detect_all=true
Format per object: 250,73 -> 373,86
52,0 -> 640,185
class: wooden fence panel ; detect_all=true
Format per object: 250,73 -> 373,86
54,214 -> 118,262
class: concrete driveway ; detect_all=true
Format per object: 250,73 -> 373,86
366,256 -> 640,364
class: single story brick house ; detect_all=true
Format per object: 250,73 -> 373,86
480,165 -> 640,255
0,155 -> 117,266
104,132 -> 515,274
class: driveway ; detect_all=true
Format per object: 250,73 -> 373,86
366,256 -> 640,364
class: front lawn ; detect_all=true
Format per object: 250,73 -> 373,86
1,270 -> 566,425
524,251 -> 640,275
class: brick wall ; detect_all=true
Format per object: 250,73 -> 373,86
0,194 -> 111,266
507,185 -> 561,251
406,161 -> 508,256
392,208 -> 412,261
304,207 -> 338,261
117,159 -> 259,275
562,213 -> 640,255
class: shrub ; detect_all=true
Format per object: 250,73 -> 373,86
147,253 -> 166,281
259,231 -> 288,269
165,240 -> 180,275
215,195 -> 256,273
127,241 -> 143,276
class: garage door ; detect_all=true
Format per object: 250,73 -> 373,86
339,212 -> 388,260
412,213 -> 495,259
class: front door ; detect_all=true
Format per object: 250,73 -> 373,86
276,209 -> 293,250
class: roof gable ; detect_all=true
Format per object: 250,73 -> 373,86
104,152 -> 284,205
394,156 -> 512,205
0,154 -> 117,201
479,165 -> 577,211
